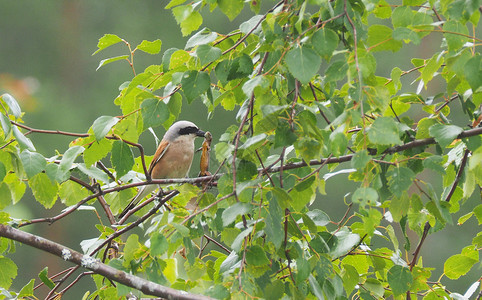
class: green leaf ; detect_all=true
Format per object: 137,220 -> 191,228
0,113 -> 12,137
123,234 -> 140,267
306,209 -> 330,226
231,228 -> 251,252
239,133 -> 266,151
217,0 -> 243,21
12,126 -> 35,151
58,146 -> 84,181
457,211 -> 473,225
77,164 -> 110,183
392,6 -> 413,28
474,204 -> 482,224
215,142 -> 234,162
215,55 -> 254,84
352,187 -> 378,206
169,49 -> 190,70
246,245 -> 269,266
0,163 -> 5,183
265,195 -> 283,248
390,192 -> 410,222
342,264 -> 359,294
429,124 -> 463,148
150,232 -> 169,257
110,141 -> 134,178
196,44 -> 222,65
308,274 -> 324,299
0,256 -> 17,289
172,5 -> 203,36
367,25 -> 402,52
387,265 -> 413,295
351,150 -> 371,170
136,39 -> 162,54
96,55 -> 129,71
393,27 -> 421,45
285,46 -> 321,85
368,117 -> 402,145
272,187 -> 292,210
444,253 -> 478,280
331,230 -> 360,257
387,167 -> 416,198
141,98 -> 169,130
423,155 -> 445,174
325,60 -> 349,82
92,116 -> 119,141
4,173 -> 26,204
240,15 -> 263,34
165,0 -> 187,9
0,183 -> 11,210
295,136 -> 321,162
421,53 -> 444,87
296,258 -> 311,282
186,29 -> 218,49
242,76 -> 270,97
330,126 -> 348,157
220,251 -> 240,274
18,279 -> 35,298
84,139 -> 112,167
30,173 -> 58,209
222,202 -> 252,226
181,71 -> 211,103
415,117 -> 438,139
93,34 -> 123,55
59,181 -> 90,206
443,20 -> 468,52
274,120 -> 297,148
19,150 -> 46,178
464,55 -> 482,92
1,93 -> 22,118
311,28 -> 339,59
104,188 -> 135,215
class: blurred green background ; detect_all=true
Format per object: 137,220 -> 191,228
1,1 -> 479,298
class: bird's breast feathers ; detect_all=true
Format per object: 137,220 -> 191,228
150,135 -> 195,179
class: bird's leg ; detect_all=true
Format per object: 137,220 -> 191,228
146,172 -> 152,182
154,188 -> 172,212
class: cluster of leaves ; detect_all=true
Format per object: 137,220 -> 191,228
0,0 -> 482,299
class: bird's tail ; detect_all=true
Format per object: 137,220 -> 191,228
118,185 -> 155,219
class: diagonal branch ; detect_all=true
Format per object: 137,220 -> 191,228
408,148 -> 470,272
0,224 -> 213,300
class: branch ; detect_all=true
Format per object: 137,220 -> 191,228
17,127 -> 482,228
0,224 -> 213,300
408,147 -> 470,272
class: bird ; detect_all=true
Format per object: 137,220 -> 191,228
118,120 -> 206,218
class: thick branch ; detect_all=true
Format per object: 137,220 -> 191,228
0,224 -> 213,300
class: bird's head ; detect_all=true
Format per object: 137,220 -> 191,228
164,120 -> 205,142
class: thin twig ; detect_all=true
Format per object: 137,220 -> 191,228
255,149 -> 275,187
203,234 -> 231,254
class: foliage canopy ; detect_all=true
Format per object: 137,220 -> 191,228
1,0 -> 482,299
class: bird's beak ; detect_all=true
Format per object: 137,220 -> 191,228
196,129 -> 206,137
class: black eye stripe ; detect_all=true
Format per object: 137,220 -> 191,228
179,126 -> 199,135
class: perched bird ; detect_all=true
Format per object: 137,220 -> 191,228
118,120 -> 205,218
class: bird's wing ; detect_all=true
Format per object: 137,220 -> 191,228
148,140 -> 170,175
